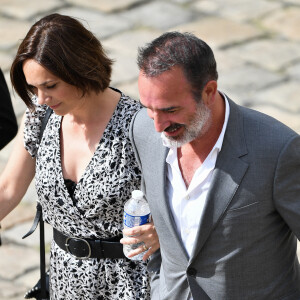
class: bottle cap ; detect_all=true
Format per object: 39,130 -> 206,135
132,190 -> 144,199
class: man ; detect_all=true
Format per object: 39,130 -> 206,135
0,68 -> 18,150
129,32 -> 300,299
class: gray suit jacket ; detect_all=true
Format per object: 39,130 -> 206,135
129,97 -> 300,300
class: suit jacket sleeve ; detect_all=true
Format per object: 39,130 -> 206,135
274,134 -> 300,239
129,110 -> 162,298
0,69 -> 18,150
147,250 -> 162,300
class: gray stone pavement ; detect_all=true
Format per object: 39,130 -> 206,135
0,0 -> 300,298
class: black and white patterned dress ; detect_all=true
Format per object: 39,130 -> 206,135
24,92 -> 150,299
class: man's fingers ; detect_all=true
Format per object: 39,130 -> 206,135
124,241 -> 159,261
120,236 -> 141,245
126,244 -> 147,258
121,221 -> 159,261
123,227 -> 141,236
142,250 -> 152,261
123,222 -> 155,235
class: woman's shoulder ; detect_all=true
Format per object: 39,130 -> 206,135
24,98 -> 49,157
118,91 -> 142,114
109,90 -> 142,134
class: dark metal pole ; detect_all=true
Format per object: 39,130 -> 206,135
39,217 -> 47,299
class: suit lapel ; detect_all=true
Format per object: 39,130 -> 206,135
146,128 -> 190,260
190,98 -> 249,262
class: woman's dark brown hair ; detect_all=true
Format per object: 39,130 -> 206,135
11,13 -> 113,109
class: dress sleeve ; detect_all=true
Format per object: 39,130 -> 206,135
23,99 -> 47,157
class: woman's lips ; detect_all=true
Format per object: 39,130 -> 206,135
49,103 -> 61,110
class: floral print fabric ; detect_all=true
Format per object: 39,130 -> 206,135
24,93 -> 149,299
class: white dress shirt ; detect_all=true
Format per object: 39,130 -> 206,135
162,94 -> 229,299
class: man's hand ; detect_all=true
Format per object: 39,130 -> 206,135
120,221 -> 159,261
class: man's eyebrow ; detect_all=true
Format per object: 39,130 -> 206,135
161,106 -> 178,112
139,102 -> 179,112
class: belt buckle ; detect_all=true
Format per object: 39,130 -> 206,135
65,237 -> 92,260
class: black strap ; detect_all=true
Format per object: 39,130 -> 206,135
23,107 -> 53,300
22,202 -> 42,239
39,215 -> 46,299
53,228 -> 125,259
39,107 -> 53,143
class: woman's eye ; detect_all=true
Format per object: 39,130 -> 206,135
46,84 -> 56,89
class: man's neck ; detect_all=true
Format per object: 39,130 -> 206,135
177,94 -> 226,187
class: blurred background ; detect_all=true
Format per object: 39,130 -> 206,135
0,0 -> 300,299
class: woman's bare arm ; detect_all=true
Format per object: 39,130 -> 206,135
0,115 -> 35,221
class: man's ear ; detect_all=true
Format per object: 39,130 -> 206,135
202,81 -> 217,106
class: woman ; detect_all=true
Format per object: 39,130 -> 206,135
0,13 -> 158,299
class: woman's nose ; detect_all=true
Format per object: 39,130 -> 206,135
37,89 -> 50,105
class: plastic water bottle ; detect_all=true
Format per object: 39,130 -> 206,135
123,190 -> 151,260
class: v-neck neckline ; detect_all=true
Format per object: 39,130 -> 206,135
56,95 -> 123,199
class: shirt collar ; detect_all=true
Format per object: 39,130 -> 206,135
215,91 -> 230,152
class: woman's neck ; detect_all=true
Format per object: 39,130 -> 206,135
65,88 -> 120,126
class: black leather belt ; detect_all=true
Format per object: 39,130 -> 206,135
53,228 -> 125,259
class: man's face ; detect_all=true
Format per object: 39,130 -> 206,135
138,66 -> 211,147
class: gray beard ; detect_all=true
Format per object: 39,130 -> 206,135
161,101 -> 211,148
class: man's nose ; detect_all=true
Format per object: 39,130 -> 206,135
147,109 -> 168,133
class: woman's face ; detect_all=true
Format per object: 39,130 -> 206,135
23,59 -> 84,115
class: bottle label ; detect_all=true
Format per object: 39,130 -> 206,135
124,212 -> 151,228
